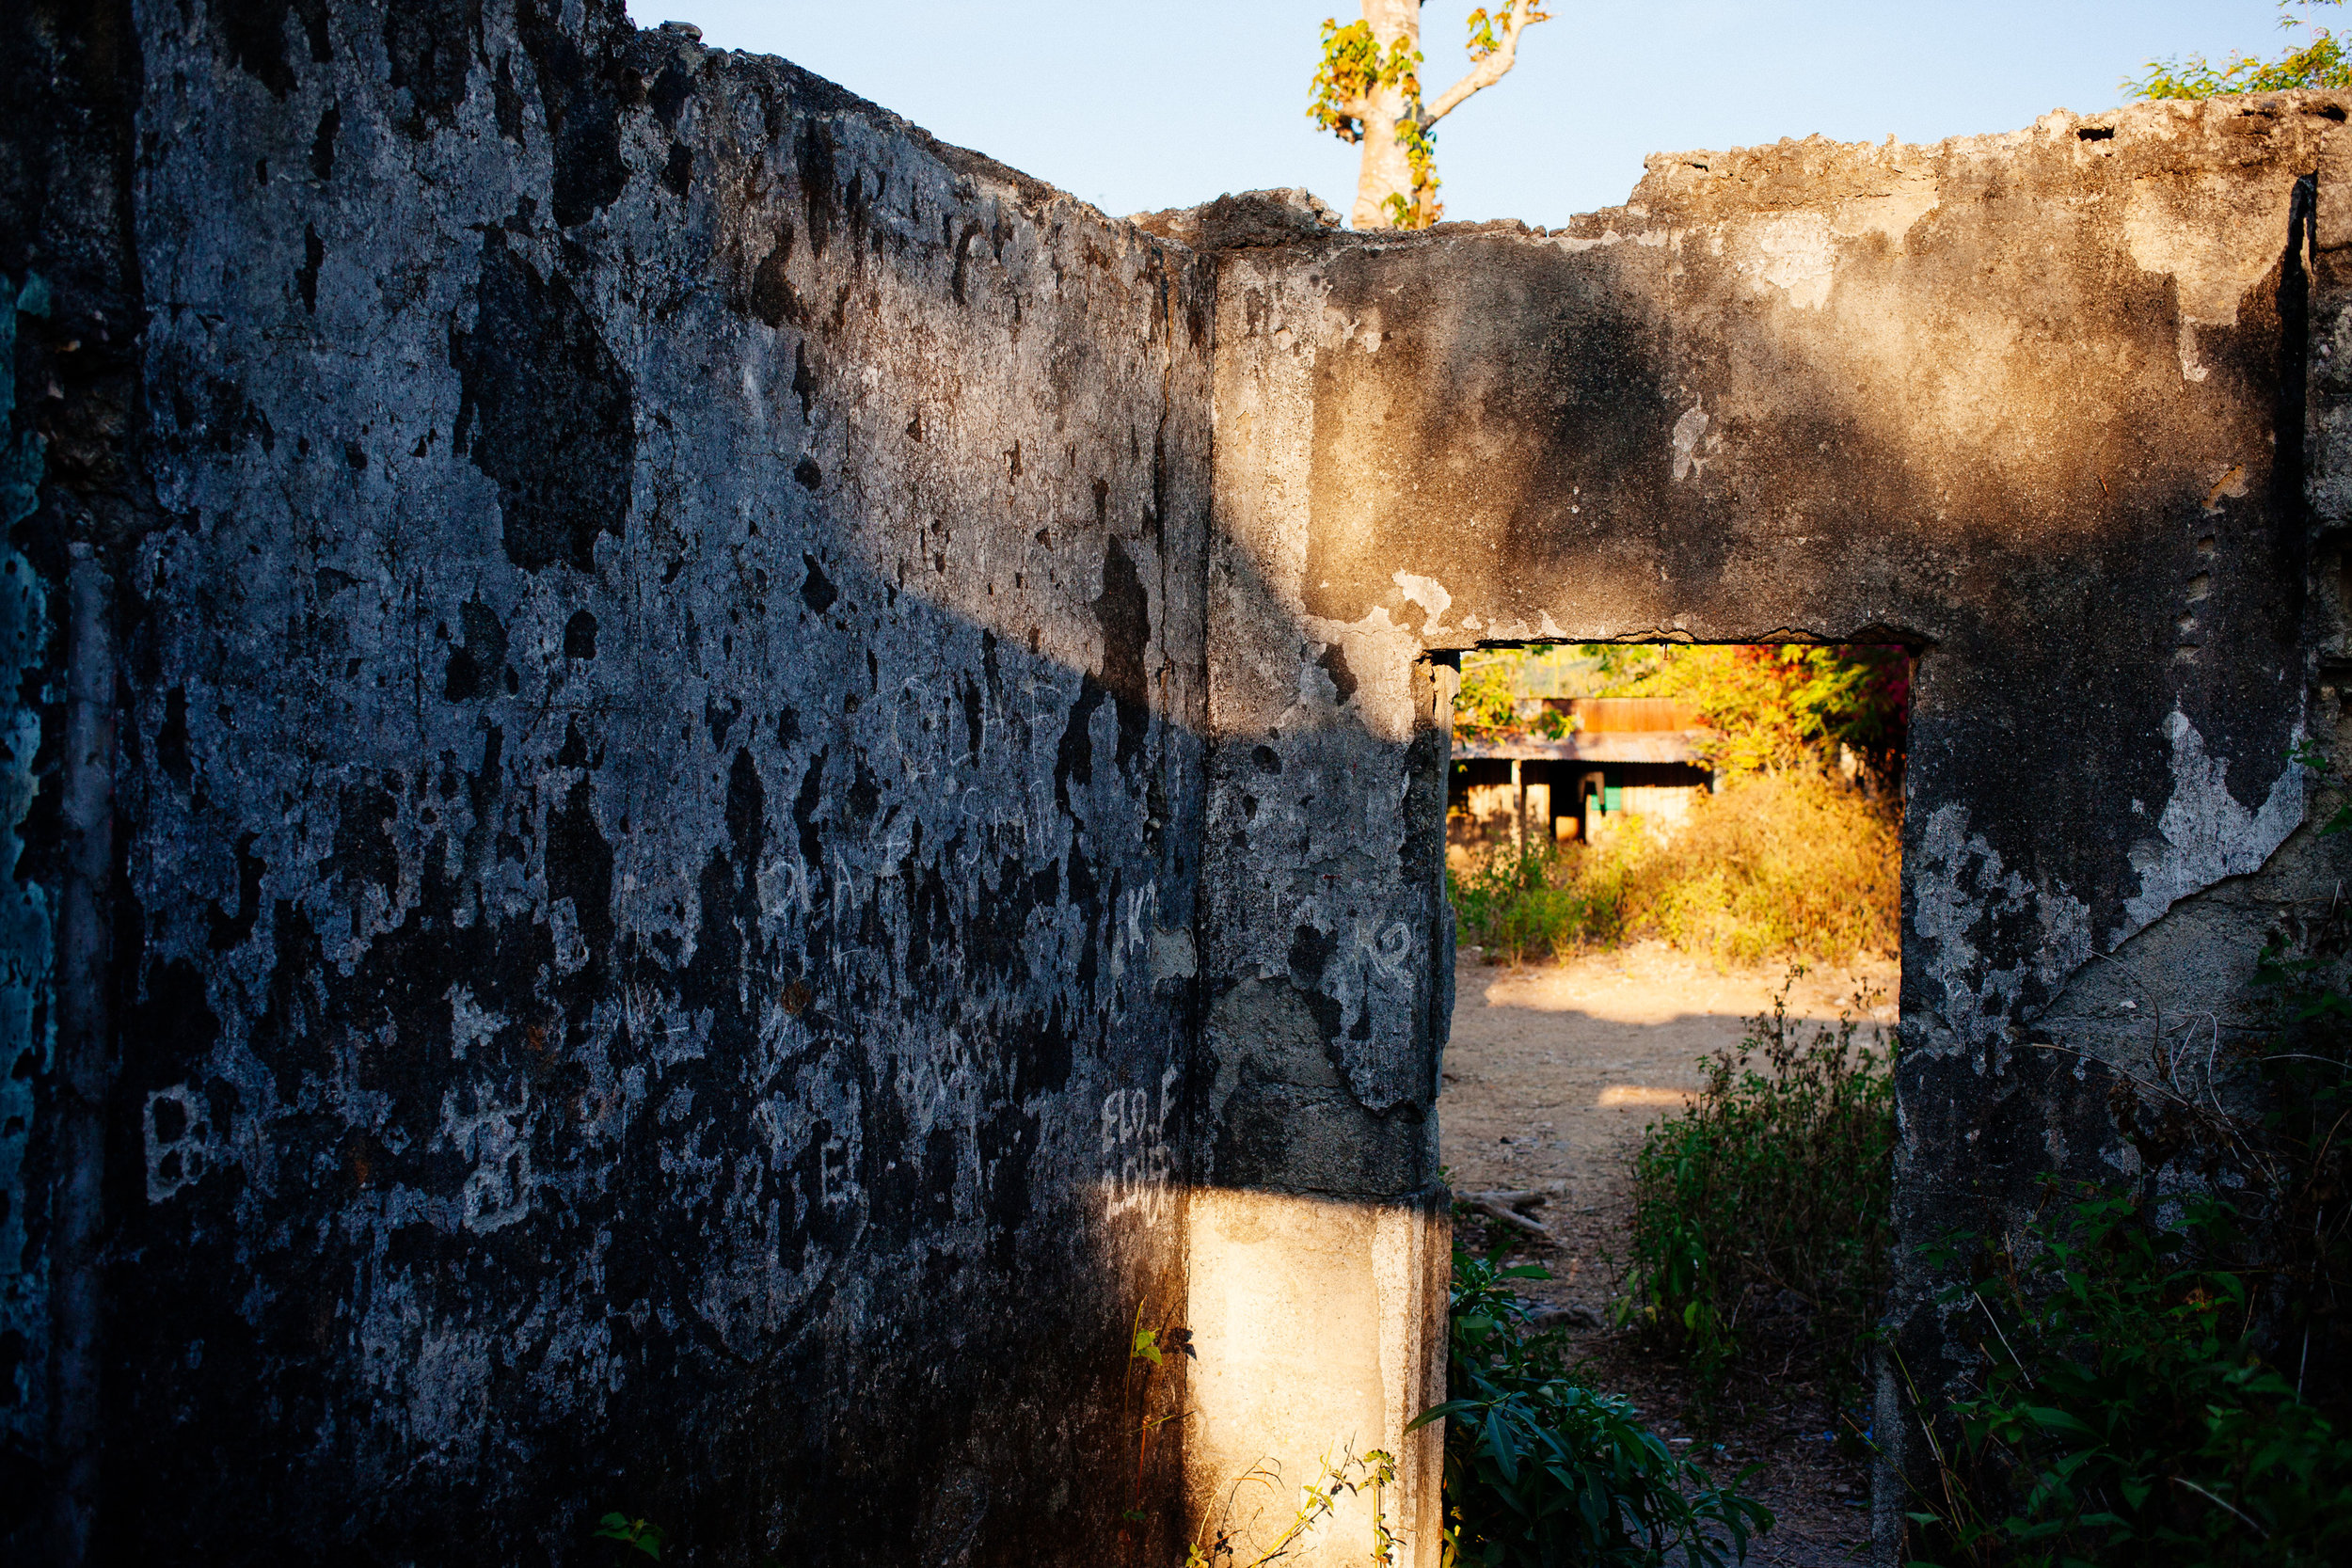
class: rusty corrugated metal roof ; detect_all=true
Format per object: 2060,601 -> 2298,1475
1453,731 -> 1712,764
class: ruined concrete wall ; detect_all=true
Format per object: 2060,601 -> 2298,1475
14,5 -> 2352,1560
1,2 -> 149,1545
7,2 -> 1215,1560
1204,92 -> 2352,1555
1167,187 -> 1456,1563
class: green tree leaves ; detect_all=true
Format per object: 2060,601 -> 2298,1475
2129,1 -> 2352,100
1417,1246 -> 1774,1565
1307,5 -> 1550,230
1308,17 -> 1422,145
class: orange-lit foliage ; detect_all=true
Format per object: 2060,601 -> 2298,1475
1582,643 -> 1908,787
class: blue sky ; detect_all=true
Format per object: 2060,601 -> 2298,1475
645,2 -> 2323,226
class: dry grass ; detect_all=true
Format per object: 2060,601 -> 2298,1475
1451,771 -> 1899,967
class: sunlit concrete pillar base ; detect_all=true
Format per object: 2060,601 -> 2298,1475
1185,1186 -> 1451,1567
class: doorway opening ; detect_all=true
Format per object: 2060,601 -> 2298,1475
1435,641 -> 1909,1560
1444,643 -> 1905,964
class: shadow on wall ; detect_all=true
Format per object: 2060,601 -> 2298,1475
0,7 -> 1465,1564
1204,96 -> 2338,1559
1295,192 -> 2307,973
1241,157 -> 2310,1117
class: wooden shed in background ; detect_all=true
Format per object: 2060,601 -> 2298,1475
1450,697 -> 1714,856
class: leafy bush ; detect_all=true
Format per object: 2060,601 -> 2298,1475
1413,1247 -> 1772,1567
1644,772 -> 1899,963
1450,842 -> 1636,962
1451,772 -> 1899,967
1903,816 -> 2352,1565
1616,976 -> 1897,1403
1909,1191 -> 2352,1567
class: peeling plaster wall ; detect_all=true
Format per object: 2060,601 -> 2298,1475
1200,93 -> 2352,1555
0,288 -> 56,1509
1175,188 -> 1457,1561
13,4 -> 2352,1560
8,2 -> 1215,1560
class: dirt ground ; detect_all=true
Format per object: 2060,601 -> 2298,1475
1438,941 -> 1899,1567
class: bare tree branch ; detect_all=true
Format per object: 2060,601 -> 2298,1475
1426,3 -> 1547,125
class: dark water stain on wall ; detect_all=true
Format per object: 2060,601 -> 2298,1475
11,4 -> 1215,1560
384,0 -> 484,135
452,231 -> 635,574
214,0 -> 331,100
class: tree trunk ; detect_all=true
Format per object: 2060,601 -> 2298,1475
1351,0 -> 1421,229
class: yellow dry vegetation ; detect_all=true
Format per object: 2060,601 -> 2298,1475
1451,771 -> 1899,968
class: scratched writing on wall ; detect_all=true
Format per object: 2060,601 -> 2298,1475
1102,1065 -> 1179,1224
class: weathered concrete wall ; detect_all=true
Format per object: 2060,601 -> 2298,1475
12,3 -> 2352,1561
1,2 -> 151,1545
1167,186 -> 1455,1564
1201,91 -> 2352,1556
8,2 -> 1216,1560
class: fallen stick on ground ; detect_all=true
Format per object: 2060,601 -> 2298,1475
1459,1190 -> 1550,1238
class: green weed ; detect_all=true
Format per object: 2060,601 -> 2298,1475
1188,1445 -> 1399,1566
1616,974 -> 1897,1408
1122,1299 -> 1192,1535
1450,841 -> 1636,962
592,1514 -> 665,1560
1901,828 -> 2352,1565
1906,1189 -> 2352,1567
1414,1246 -> 1772,1566
1899,743 -> 2352,1561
